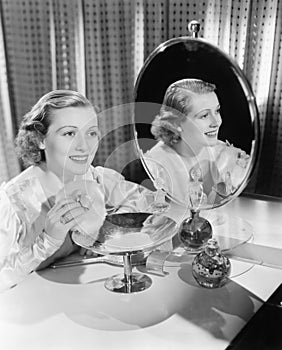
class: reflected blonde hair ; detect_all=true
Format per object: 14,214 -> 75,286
151,79 -> 216,146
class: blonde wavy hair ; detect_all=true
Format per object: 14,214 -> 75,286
151,79 -> 216,146
15,90 -> 99,167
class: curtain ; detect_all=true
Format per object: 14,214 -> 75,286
83,0 -> 143,172
255,0 -> 282,196
0,4 -> 20,183
0,0 -> 281,196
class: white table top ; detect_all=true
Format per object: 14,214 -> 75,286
1,194 -> 282,350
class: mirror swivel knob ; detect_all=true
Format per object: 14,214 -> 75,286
188,20 -> 200,38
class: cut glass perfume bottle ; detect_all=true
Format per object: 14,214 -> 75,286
192,238 -> 231,288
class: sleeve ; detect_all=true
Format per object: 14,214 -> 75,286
0,188 -> 64,292
0,186 -> 19,257
96,167 -> 154,213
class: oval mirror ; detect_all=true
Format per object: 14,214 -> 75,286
133,36 -> 259,211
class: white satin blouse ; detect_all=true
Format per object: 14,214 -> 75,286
0,165 -> 150,292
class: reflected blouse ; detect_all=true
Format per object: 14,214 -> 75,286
0,165 -> 150,292
145,141 -> 249,205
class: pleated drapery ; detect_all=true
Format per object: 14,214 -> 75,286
0,0 -> 281,197
0,5 -> 20,183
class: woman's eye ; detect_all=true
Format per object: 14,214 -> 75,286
88,131 -> 98,137
199,114 -> 208,119
215,108 -> 221,114
63,131 -> 75,137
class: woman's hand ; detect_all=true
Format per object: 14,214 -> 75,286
72,205 -> 106,242
47,180 -> 106,245
78,247 -> 96,257
68,182 -> 107,240
44,197 -> 87,241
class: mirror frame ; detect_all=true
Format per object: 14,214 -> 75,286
133,36 -> 260,208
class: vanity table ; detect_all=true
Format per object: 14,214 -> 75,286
0,194 -> 281,350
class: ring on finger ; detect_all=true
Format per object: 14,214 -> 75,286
79,195 -> 92,210
60,211 -> 73,225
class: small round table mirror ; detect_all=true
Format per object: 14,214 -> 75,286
133,22 -> 259,252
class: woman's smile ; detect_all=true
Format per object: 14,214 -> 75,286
204,129 -> 219,138
69,155 -> 89,164
43,106 -> 99,182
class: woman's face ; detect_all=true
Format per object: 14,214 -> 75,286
180,92 -> 222,150
42,106 -> 99,182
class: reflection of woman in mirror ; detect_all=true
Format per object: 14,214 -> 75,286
0,90 -> 151,292
144,78 -> 250,206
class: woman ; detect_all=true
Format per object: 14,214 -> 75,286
144,79 -> 249,208
0,90 -> 150,291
